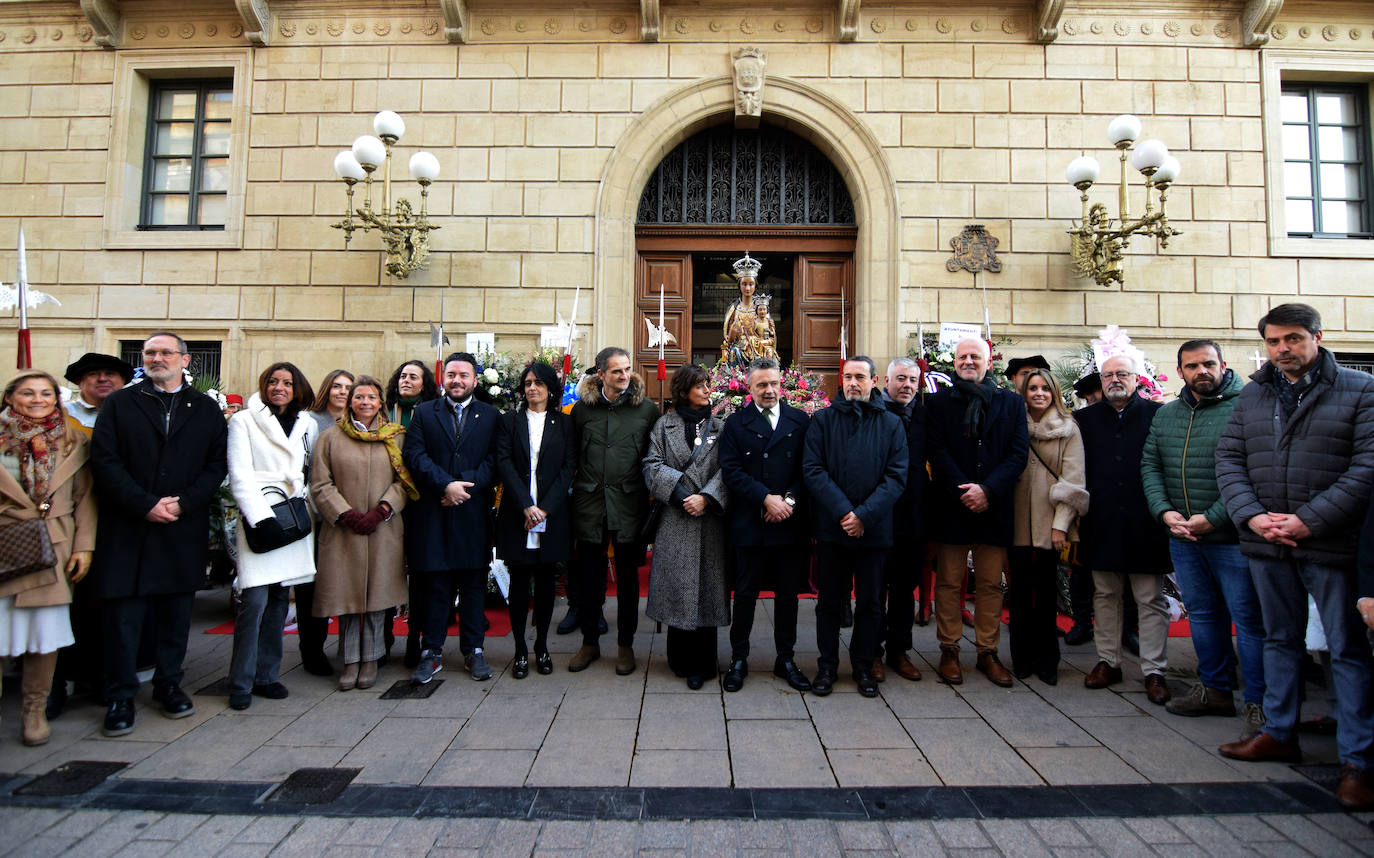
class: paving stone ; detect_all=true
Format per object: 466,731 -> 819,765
688,819 -> 739,857
85,698 -> 219,746
481,819 -> 542,858
1249,842 -> 1321,858
963,690 -> 1099,748
1258,815 -> 1365,857
224,743 -> 348,780
121,713 -> 295,780
1213,814 -> 1289,842
637,693 -> 728,750
1307,813 -> 1374,843
557,681 -> 647,719
340,715 -> 462,784
1017,747 -> 1146,786
807,693 -> 915,750
1,807 -> 74,841
1048,849 -> 1104,858
630,749 -> 732,787
878,678 -> 977,720
1073,715 -> 1242,783
827,748 -> 941,787
1166,815 -> 1254,854
432,818 -> 498,849
136,811 -> 211,840
979,819 -> 1053,858
232,815 -> 302,844
737,819 -> 789,848
641,820 -> 691,848
7,836 -> 80,857
835,820 -> 892,850
382,818 -> 448,852
886,820 -> 947,858
722,678 -> 811,719
1037,681 -> 1146,718
423,748 -> 537,786
536,820 -> 593,848
19,738 -> 165,774
942,848 -> 1000,857
1026,818 -> 1091,847
266,817 -> 349,857
268,696 -> 397,748
37,809 -> 115,841
166,815 -> 257,858
1122,816 -> 1190,844
1074,818 -> 1151,858
526,716 -> 636,786
932,820 -> 990,849
110,842 -> 173,858
590,819 -> 641,858
784,820 -> 841,857
63,811 -> 167,858
902,718 -> 1043,787
451,696 -> 558,751
1151,848 -> 1210,858
728,719 -> 834,789
334,817 -> 399,846
212,845 -> 274,858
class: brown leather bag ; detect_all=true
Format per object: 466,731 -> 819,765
0,516 -> 56,586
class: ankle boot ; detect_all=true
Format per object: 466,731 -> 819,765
22,652 -> 57,746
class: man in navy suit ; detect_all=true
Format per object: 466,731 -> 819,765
402,352 -> 499,683
718,356 -> 812,693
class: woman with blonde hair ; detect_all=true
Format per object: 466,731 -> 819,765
0,370 -> 95,744
1010,368 -> 1088,685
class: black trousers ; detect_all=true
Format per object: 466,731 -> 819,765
815,543 -> 887,673
880,535 -> 924,657
666,625 -> 718,678
292,581 -> 329,658
507,562 -> 557,657
1008,546 -> 1062,675
729,545 -> 805,662
418,567 -> 487,655
577,533 -> 642,648
103,591 -> 195,702
54,584 -> 102,693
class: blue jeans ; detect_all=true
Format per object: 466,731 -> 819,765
229,583 -> 291,695
1169,541 -> 1266,704
1248,555 -> 1374,767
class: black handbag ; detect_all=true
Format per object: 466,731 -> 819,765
243,487 -> 312,554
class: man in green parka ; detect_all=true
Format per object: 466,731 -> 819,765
1141,339 -> 1266,739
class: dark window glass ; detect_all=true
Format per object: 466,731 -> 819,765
1281,84 -> 1372,239
120,339 -> 223,384
140,80 -> 232,230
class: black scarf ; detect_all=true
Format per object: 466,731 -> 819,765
952,373 -> 998,438
674,402 -> 712,447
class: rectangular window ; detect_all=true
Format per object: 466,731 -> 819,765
139,80 -> 233,230
1280,84 -> 1372,239
120,339 -> 223,384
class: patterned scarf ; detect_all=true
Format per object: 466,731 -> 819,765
339,417 -> 420,500
0,405 -> 68,502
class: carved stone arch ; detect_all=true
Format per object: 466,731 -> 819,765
593,75 -> 901,362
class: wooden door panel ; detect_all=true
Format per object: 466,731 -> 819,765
793,253 -> 854,394
635,251 -> 691,404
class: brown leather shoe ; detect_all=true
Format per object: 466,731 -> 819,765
567,645 -> 600,672
870,658 -> 886,683
887,652 -> 922,682
1083,660 -> 1123,689
937,647 -> 962,685
976,651 -> 1013,688
1218,731 -> 1301,763
1144,673 -> 1171,705
615,646 -> 636,676
1336,764 -> 1374,810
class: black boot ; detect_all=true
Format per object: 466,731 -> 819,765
556,606 -> 580,635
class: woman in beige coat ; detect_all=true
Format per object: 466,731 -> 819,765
1010,368 -> 1088,685
0,370 -> 96,745
310,375 -> 417,691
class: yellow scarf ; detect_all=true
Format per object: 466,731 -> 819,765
339,418 -> 420,501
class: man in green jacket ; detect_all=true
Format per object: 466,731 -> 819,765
1141,339 -> 1266,739
567,347 -> 661,675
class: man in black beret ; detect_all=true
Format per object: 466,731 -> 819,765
63,352 -> 134,436
1005,355 -> 1051,392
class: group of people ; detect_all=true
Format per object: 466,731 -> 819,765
0,302 -> 1370,808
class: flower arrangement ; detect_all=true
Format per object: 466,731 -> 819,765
1055,326 -> 1170,407
705,362 -> 830,418
909,333 -> 1014,391
472,347 -> 587,413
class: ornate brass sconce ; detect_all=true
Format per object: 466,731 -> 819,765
1065,114 -> 1181,287
331,111 -> 441,279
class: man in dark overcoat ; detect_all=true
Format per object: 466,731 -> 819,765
567,346 -> 659,675
403,351 -> 499,683
1075,354 -> 1170,703
926,338 -> 1027,687
802,355 -> 907,698
718,356 -> 812,692
89,331 -> 227,737
875,356 -> 928,682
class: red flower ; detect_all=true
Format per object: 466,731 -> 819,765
798,379 -> 808,390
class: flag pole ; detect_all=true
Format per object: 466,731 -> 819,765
563,284 -> 580,377
16,227 -> 30,370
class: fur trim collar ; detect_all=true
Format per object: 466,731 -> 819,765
576,371 -> 648,407
1027,408 -> 1076,440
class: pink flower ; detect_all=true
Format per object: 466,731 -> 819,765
728,379 -> 739,391
798,379 -> 808,390
1157,373 -> 1169,381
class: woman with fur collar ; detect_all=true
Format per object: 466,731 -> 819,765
225,363 -> 317,711
1009,369 -> 1089,685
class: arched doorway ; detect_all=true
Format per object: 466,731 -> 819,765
592,75 -> 902,395
632,124 -> 858,397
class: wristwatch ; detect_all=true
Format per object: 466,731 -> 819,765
783,493 -> 796,508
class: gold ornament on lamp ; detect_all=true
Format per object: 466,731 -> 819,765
1064,114 -> 1181,288
331,111 -> 441,279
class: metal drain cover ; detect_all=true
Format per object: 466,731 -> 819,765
379,679 -> 443,699
15,761 -> 127,797
268,768 -> 361,804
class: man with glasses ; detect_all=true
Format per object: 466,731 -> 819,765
89,331 -> 228,737
1075,355 -> 1171,704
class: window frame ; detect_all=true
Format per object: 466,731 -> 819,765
103,49 -> 252,251
1262,50 -> 1374,259
139,78 -> 234,232
1278,83 -> 1373,240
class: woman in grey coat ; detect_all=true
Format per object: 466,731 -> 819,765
643,365 -> 729,689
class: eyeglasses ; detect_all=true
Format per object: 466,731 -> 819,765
142,349 -> 183,359
1101,370 -> 1135,381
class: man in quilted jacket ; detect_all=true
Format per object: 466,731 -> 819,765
1215,303 -> 1374,810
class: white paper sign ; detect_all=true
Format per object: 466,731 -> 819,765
466,332 -> 495,357
937,322 -> 983,351
539,326 -> 565,348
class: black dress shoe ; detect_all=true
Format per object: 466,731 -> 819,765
723,659 -> 748,692
1063,623 -> 1093,646
228,692 -> 252,711
1036,668 -> 1059,686
772,659 -> 812,692
511,656 -> 529,679
686,675 -> 704,690
535,651 -> 553,675
151,684 -> 195,719
252,682 -> 289,699
811,669 -> 836,696
45,681 -> 67,721
853,668 -> 879,698
403,634 -> 421,670
556,607 -> 580,635
301,650 -> 334,677
103,699 -> 135,736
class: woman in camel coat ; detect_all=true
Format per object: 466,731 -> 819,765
0,370 -> 96,746
310,375 -> 417,691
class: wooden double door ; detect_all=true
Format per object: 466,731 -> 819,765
633,227 -> 857,401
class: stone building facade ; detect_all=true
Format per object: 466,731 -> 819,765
1,0 -> 1373,392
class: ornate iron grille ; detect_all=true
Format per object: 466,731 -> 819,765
120,339 -> 223,384
637,125 -> 855,225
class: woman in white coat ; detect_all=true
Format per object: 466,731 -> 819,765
226,363 -> 317,710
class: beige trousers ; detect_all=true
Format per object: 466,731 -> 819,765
935,544 -> 1006,653
1091,570 -> 1170,675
